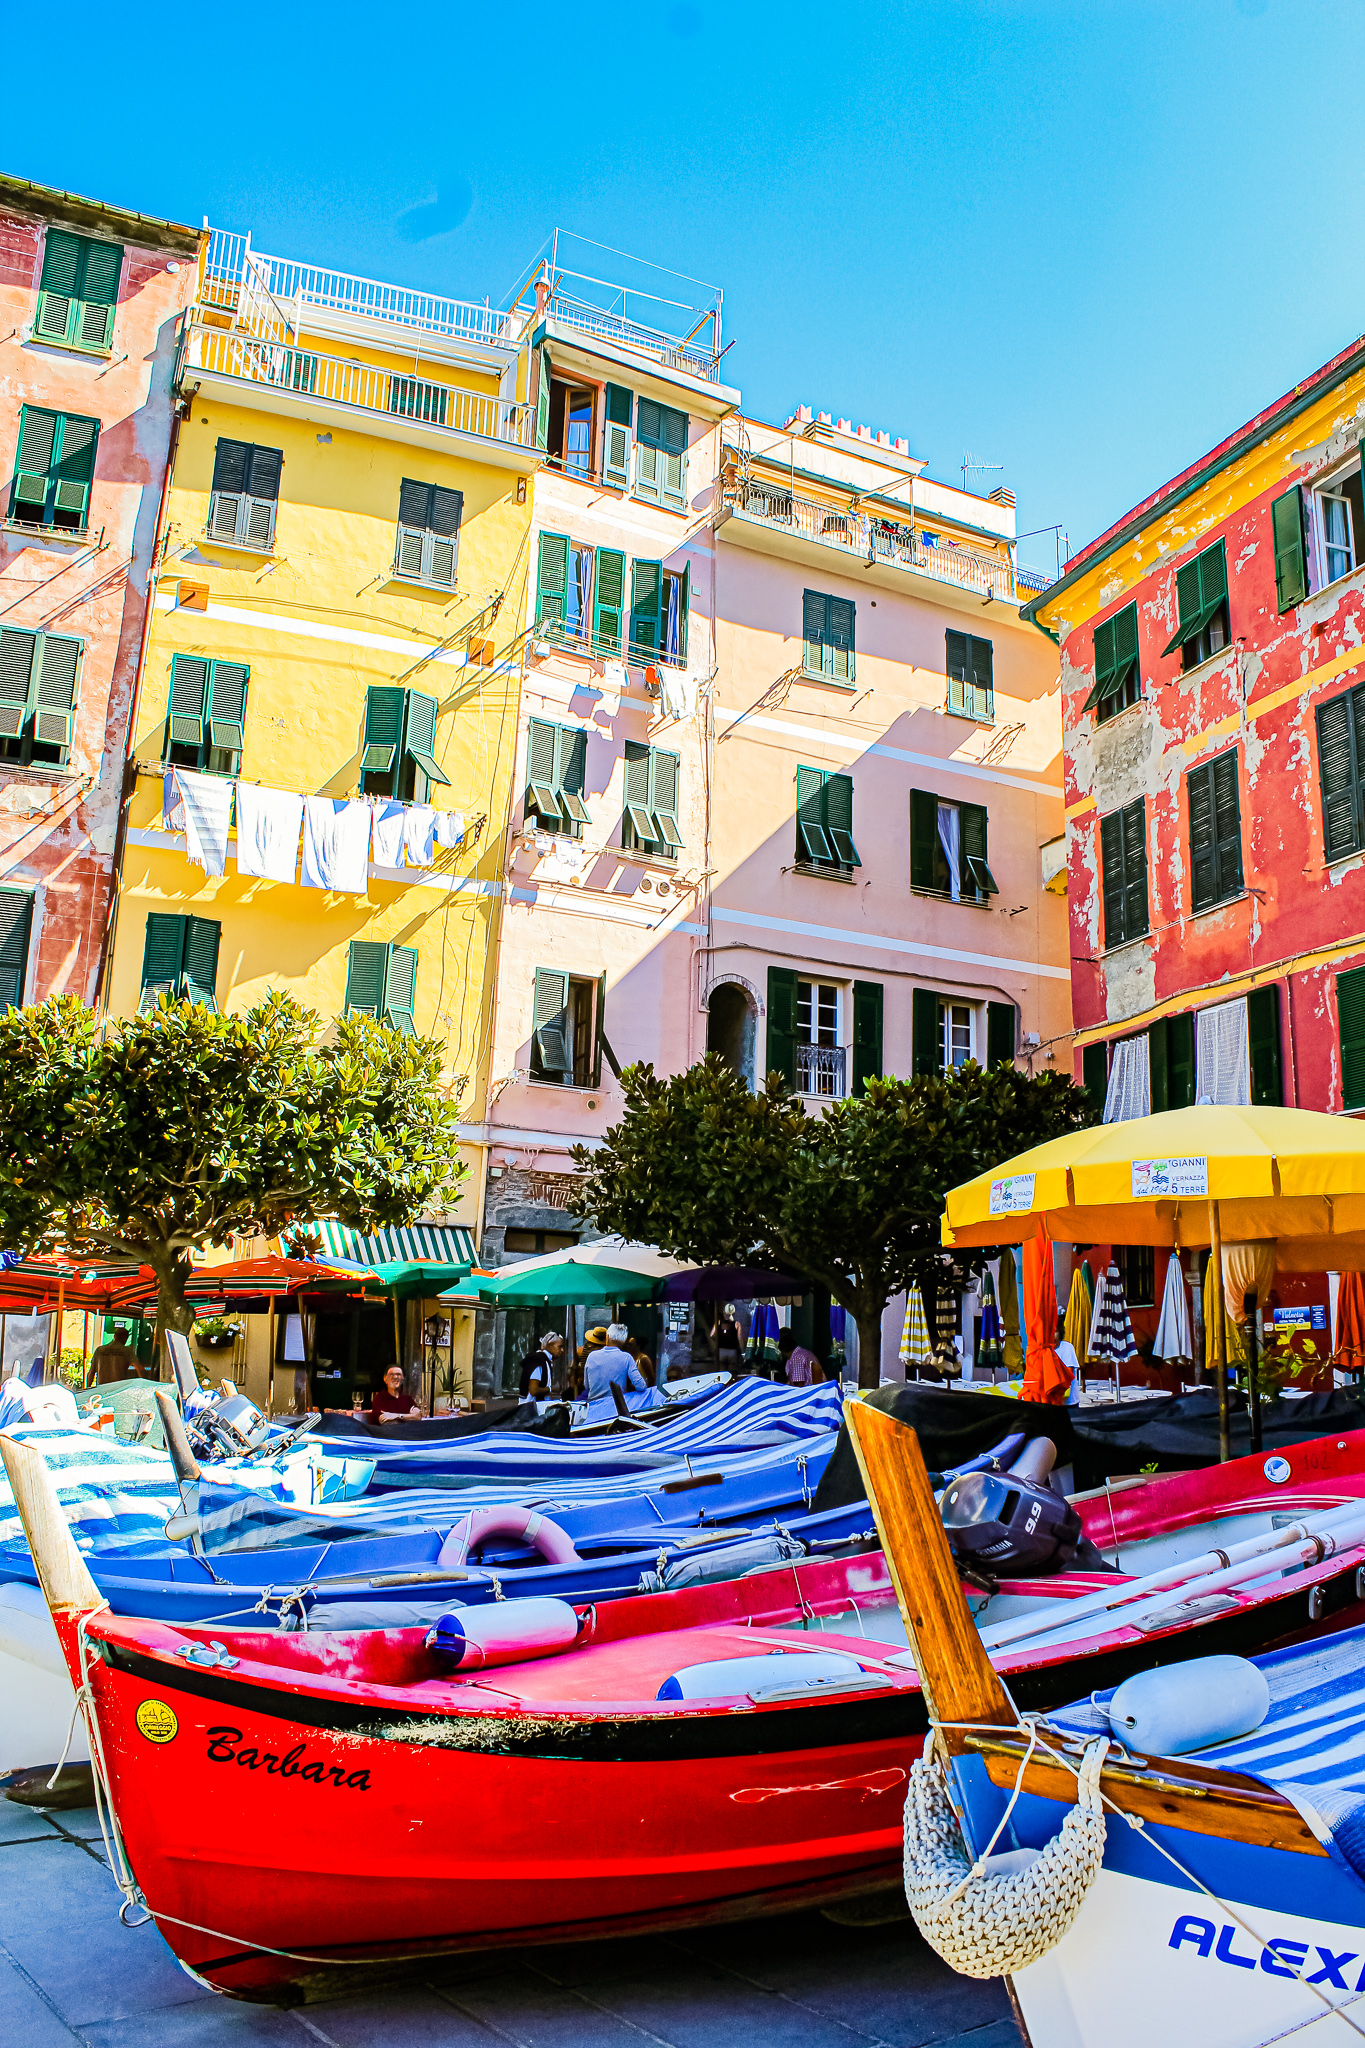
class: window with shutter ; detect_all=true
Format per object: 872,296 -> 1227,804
404,690 -> 450,792
207,440 -> 281,550
800,590 -> 856,683
1150,1013 -> 1196,1111
0,626 -> 82,767
1339,967 -> 1365,1111
1313,459 -> 1365,588
1272,487 -> 1309,611
0,889 -> 34,1010
594,549 -> 625,652
794,766 -> 859,873
851,981 -> 883,1097
392,478 -> 462,588
182,917 -> 221,1009
629,560 -> 663,658
987,1002 -> 1015,1068
357,687 -> 447,799
1083,602 -> 1141,720
663,564 -> 689,666
344,941 -> 389,1020
34,230 -> 121,352
765,967 -> 798,1088
534,350 -> 551,453
139,913 -> 221,1010
359,685 -> 405,788
912,988 -> 942,1076
525,720 -> 590,836
536,532 -> 569,628
530,967 -> 576,1083
1186,748 -> 1243,911
634,398 -> 688,509
1101,799 -> 1148,947
909,788 -> 939,891
946,631 -> 995,721
1082,1041 -> 1108,1113
164,655 -> 249,776
602,384 -> 633,490
621,744 -> 681,859
9,407 -> 99,532
1161,539 -> 1230,670
1317,685 -> 1365,863
383,946 -> 419,1036
960,803 -> 997,897
1247,985 -> 1282,1106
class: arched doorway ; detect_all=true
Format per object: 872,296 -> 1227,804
707,982 -> 756,1088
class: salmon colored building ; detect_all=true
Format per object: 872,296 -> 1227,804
0,175 -> 200,1009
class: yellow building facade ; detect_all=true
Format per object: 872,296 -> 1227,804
103,228 -> 540,1258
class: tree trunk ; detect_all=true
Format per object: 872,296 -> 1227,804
150,1249 -> 196,1379
856,1307 -> 885,1391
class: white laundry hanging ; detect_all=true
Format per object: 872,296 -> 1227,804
1196,997 -> 1250,1105
402,805 -> 438,868
369,798 -> 406,869
301,796 -> 371,894
235,784 -> 304,884
166,768 -> 233,877
433,810 -> 465,849
1103,1033 -> 1151,1122
660,669 -> 697,720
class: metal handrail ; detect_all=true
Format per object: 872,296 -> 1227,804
547,293 -> 721,383
796,1043 -> 846,1098
725,481 -> 1018,601
184,321 -> 534,446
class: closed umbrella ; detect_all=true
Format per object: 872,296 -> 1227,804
1153,1254 -> 1193,1368
999,1248 -> 1023,1376
1090,1260 -> 1138,1392
1019,1235 -> 1071,1405
1063,1262 -> 1093,1364
899,1283 -> 932,1370
975,1270 -> 1004,1377
1335,1271 -> 1365,1377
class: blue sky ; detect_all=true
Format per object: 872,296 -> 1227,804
9,0 -> 1362,573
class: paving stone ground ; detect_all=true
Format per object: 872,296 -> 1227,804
0,1799 -> 1023,2048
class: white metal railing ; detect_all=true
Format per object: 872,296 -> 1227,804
547,293 -> 721,383
797,1043 -> 846,1098
726,480 -> 1018,601
185,321 -> 534,446
201,227 -> 520,349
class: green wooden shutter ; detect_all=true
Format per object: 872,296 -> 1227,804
594,548 -> 626,652
1199,539 -> 1228,620
1089,614 -> 1116,713
532,967 -> 572,1077
77,241 -> 120,348
1318,692 -> 1364,861
31,635 -> 80,751
535,351 -> 551,452
946,630 -> 968,715
536,531 -> 569,626
1122,800 -> 1148,940
526,717 -> 561,819
1149,1017 -> 1170,1113
1168,1011 -> 1195,1109
556,725 -> 589,824
1083,603 -> 1139,714
912,988 -> 941,1076
52,416 -> 98,526
211,440 -> 249,495
1082,1041 -> 1108,1114
140,914 -> 187,1003
602,385 -> 632,489
650,748 -> 682,851
0,890 -> 34,1010
1272,487 -> 1308,612
826,597 -> 855,682
1247,985 -> 1282,1106
765,967 -> 797,1089
961,802 -> 998,895
360,686 -> 405,774
404,689 -> 449,785
824,771 -> 860,867
634,398 -> 662,503
659,404 -> 688,511
0,629 -> 36,738
910,788 -> 939,890
591,970 -> 607,1088
182,917 -> 221,1008
1212,750 -> 1243,900
677,562 -> 689,664
345,941 -> 389,1018
629,559 -> 662,656
802,590 -> 827,673
35,231 -> 82,341
796,765 -> 831,863
969,636 -> 994,720
1100,811 -> 1125,946
623,741 -> 655,847
168,655 -> 210,750
11,407 -> 57,520
1187,761 -> 1215,911
852,981 -> 883,1096
384,946 -> 419,1036
1340,967 -> 1365,1110
987,1001 -> 1015,1068
1164,556 -> 1205,656
206,661 -> 248,755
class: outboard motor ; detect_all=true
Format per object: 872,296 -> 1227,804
940,1463 -> 1083,1576
204,1392 -> 273,1455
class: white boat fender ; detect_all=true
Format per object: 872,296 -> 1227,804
1104,1654 -> 1270,1757
425,1596 -> 583,1670
437,1506 -> 580,1569
656,1650 -> 866,1700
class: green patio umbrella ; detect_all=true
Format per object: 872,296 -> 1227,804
463,1239 -> 689,1308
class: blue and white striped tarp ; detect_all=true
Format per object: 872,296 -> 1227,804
313,1220 -> 475,1266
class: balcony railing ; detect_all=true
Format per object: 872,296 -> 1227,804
797,1043 -> 846,1098
725,480 -> 1020,602
201,227 -> 520,350
185,322 -> 535,447
546,293 -> 722,384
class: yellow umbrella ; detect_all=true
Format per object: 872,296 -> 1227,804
1063,1262 -> 1093,1362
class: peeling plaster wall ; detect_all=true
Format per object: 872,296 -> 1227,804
1044,362 -> 1365,1110
0,199 -> 198,1002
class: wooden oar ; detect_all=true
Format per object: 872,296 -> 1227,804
0,1431 -> 105,1620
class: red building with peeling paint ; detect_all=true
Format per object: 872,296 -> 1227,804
0,176 -> 200,1009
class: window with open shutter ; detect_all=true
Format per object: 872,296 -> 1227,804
912,988 -> 941,1076
909,788 -> 939,890
664,563 -> 689,666
594,549 -> 625,652
629,560 -> 663,658
1083,602 -> 1141,719
765,967 -> 797,1088
525,721 -> 590,835
801,591 -> 855,682
1187,748 -> 1243,911
1339,967 -> 1365,1111
182,918 -> 221,1009
165,655 -> 248,776
536,532 -> 569,628
403,690 -> 449,790
9,408 -> 99,532
393,478 -> 462,588
634,398 -> 688,510
1082,1042 -> 1108,1113
1162,539 -> 1230,669
139,913 -> 221,1010
0,626 -> 81,768
531,967 -> 572,1080
1150,1013 -> 1195,1111
34,231 -> 121,352
946,631 -> 995,721
794,766 -> 859,872
0,890 -> 34,1010
1272,487 -> 1308,612
987,1002 -> 1016,1068
383,946 -> 419,1036
960,803 -> 997,897
852,981 -> 883,1096
344,941 -> 388,1019
622,744 -> 681,858
360,685 -> 405,787
1247,985 -> 1282,1106
602,384 -> 632,489
208,440 -> 281,550
1101,799 -> 1148,947
1317,685 -> 1365,863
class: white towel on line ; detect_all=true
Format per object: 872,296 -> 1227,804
370,799 -> 406,868
434,810 -> 465,849
301,796 -> 371,894
235,784 -> 304,883
402,805 -> 437,868
167,768 -> 233,877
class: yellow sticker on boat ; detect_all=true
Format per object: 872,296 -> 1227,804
135,1699 -> 178,1744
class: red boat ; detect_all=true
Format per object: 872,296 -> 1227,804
9,1427 -> 1365,2004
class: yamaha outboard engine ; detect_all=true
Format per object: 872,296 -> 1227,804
940,1459 -> 1083,1577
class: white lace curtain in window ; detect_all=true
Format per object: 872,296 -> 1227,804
1104,1033 -> 1151,1123
937,802 -> 961,901
1196,997 -> 1250,1105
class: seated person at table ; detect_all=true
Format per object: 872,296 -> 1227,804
584,1324 -> 647,1404
361,1365 -> 421,1423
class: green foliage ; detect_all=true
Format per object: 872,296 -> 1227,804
0,993 -> 466,1328
572,1054 -> 1096,1387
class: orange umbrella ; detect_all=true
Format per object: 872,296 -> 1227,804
1336,1271 -> 1365,1375
1019,1235 -> 1072,1406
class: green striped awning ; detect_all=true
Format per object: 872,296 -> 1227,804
314,1221 -> 476,1268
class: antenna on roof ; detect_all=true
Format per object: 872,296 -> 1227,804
962,451 -> 1004,492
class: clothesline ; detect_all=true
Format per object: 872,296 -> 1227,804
163,769 -> 465,896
